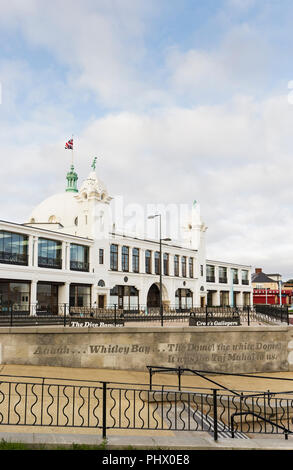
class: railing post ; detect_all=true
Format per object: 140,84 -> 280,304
10,301 -> 13,327
206,305 -> 208,326
114,304 -> 117,326
102,382 -> 107,439
213,389 -> 218,441
247,305 -> 250,326
63,303 -> 67,327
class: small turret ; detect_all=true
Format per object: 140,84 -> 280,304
66,165 -> 78,193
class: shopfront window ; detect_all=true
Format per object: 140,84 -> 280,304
70,284 -> 91,307
37,283 -> 59,314
109,285 -> 139,310
175,288 -> 193,309
0,281 -> 30,312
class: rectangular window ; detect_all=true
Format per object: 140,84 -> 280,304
122,246 -> 129,272
155,251 -> 160,275
132,248 -> 139,273
242,269 -> 249,285
145,250 -> 152,274
110,244 -> 118,271
99,248 -> 104,264
200,265 -> 204,277
70,284 -> 91,308
174,255 -> 179,276
70,244 -> 89,272
232,268 -> 239,284
0,280 -> 30,312
38,238 -> 62,269
181,256 -> 187,277
206,265 -> 215,282
163,253 -> 169,276
219,266 -> 228,283
189,257 -> 194,278
0,230 -> 28,266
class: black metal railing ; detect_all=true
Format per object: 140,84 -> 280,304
0,373 -> 293,440
38,256 -> 62,269
0,251 -> 28,266
254,304 -> 289,325
0,303 -> 289,327
70,260 -> 90,272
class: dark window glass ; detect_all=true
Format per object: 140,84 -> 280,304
174,255 -> 179,276
110,244 -> 118,271
38,238 -> 62,269
132,248 -> 139,273
122,246 -> 129,272
163,253 -> 169,276
69,284 -> 91,307
181,256 -> 187,277
189,257 -> 193,278
145,250 -> 152,274
206,265 -> 215,282
99,248 -> 104,264
0,230 -> 28,266
219,266 -> 227,283
70,244 -> 89,272
155,251 -> 160,275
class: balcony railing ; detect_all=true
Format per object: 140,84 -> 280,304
242,279 -> 249,285
70,260 -> 90,272
219,277 -> 228,283
233,278 -> 239,284
0,251 -> 28,266
38,256 -> 62,269
206,276 -> 215,283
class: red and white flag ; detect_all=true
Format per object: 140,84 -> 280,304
65,138 -> 73,150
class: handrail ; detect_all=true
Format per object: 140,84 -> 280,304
230,411 -> 292,440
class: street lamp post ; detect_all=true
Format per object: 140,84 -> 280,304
148,214 -> 171,326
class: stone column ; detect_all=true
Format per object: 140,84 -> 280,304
33,236 -> 38,267
28,235 -> 34,267
30,280 -> 37,316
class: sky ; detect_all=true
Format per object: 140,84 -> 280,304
1,0 -> 293,278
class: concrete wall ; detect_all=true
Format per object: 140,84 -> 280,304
0,325 -> 293,374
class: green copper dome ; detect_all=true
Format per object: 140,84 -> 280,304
66,165 -> 78,193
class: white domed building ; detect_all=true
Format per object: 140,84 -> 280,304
0,160 -> 252,315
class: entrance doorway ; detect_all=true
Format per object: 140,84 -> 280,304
98,295 -> 105,308
147,284 -> 160,308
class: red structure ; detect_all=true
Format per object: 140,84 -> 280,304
253,288 -> 292,305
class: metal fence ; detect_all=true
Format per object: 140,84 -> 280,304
0,373 -> 292,440
0,303 -> 289,327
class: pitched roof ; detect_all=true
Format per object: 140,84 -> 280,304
251,271 -> 277,283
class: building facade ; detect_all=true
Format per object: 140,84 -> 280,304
0,163 -> 253,314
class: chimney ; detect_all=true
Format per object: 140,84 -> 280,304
255,268 -> 262,273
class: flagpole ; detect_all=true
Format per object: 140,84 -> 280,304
72,134 -> 74,167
